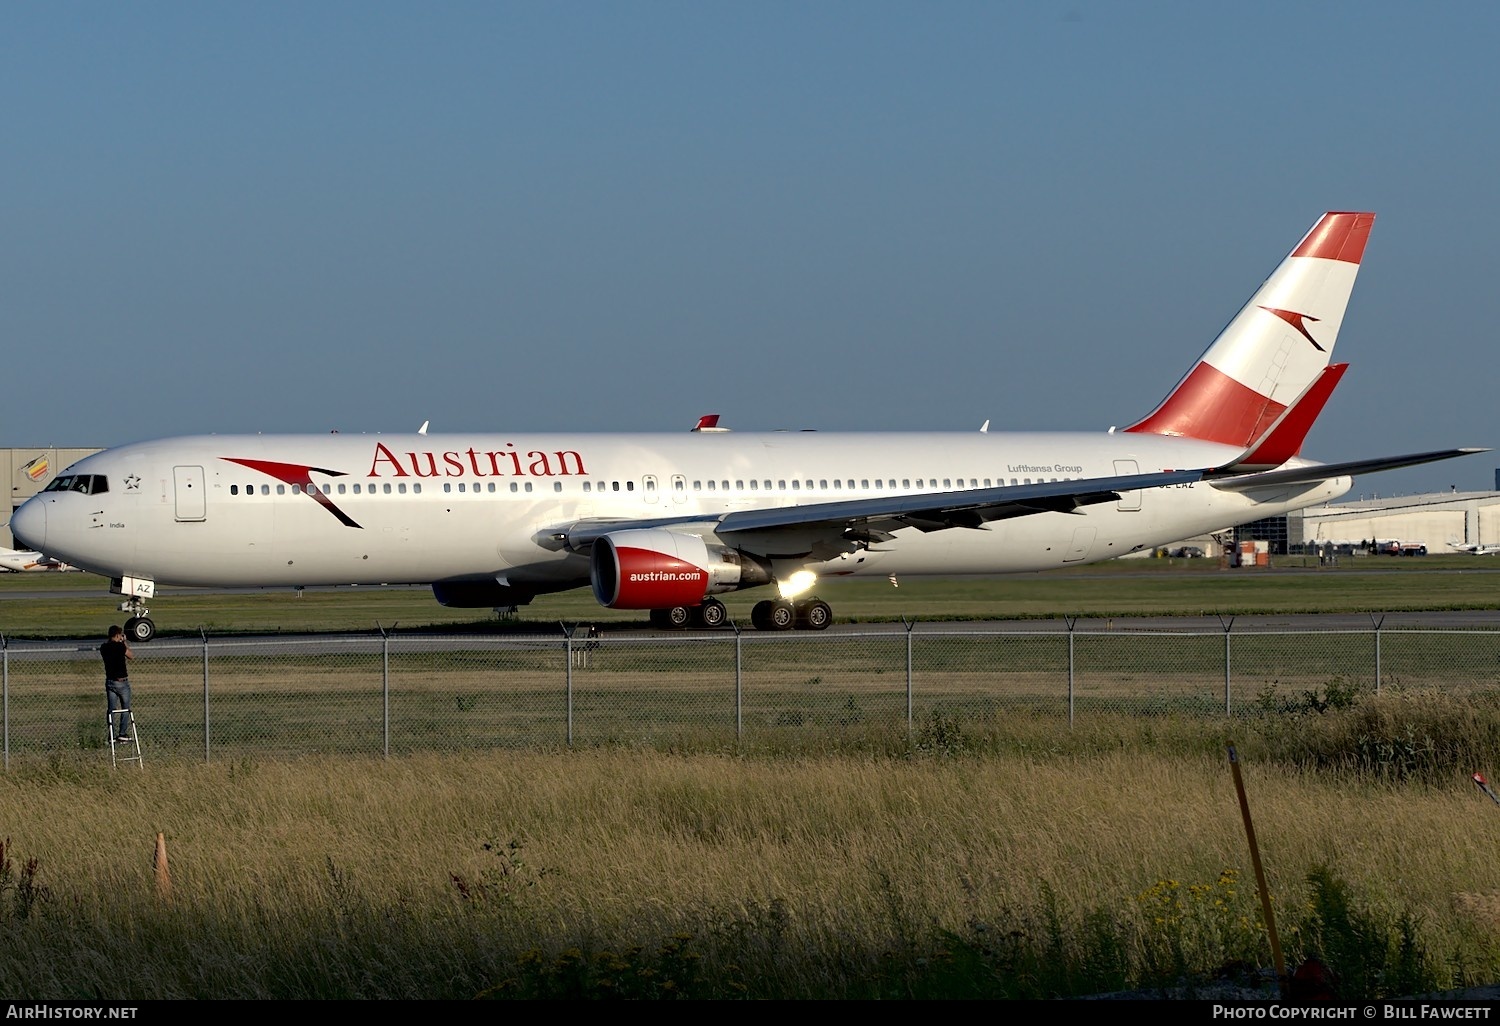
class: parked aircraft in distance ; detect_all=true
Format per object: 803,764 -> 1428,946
1448,539 -> 1500,555
0,546 -> 78,573
9,212 -> 1485,642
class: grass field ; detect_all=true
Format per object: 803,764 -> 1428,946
5,553 -> 1500,639
4,708 -> 1500,1000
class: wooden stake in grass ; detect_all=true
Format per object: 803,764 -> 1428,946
154,832 -> 172,901
1228,743 -> 1285,998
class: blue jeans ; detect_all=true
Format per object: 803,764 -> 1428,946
106,677 -> 132,738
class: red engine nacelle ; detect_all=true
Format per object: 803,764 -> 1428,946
590,529 -> 767,609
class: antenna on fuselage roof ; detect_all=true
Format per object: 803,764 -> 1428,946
418,420 -> 429,435
979,420 -> 989,433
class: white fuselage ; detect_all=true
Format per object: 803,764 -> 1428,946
12,430 -> 1350,593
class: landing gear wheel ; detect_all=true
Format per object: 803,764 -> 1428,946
751,600 -> 774,631
696,598 -> 728,629
796,599 -> 832,631
767,600 -> 796,631
123,616 -> 157,643
648,608 -> 671,629
665,605 -> 693,629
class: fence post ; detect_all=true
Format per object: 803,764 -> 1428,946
2,634 -> 8,771
904,617 -> 914,738
1064,616 -> 1077,727
377,622 -> 391,758
561,623 -> 574,747
734,622 -> 743,743
200,628 -> 210,764
1218,614 -> 1235,715
1369,613 -> 1385,695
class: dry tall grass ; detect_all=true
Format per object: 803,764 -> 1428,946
4,721 -> 1500,998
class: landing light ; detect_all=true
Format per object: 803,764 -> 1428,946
778,570 -> 817,600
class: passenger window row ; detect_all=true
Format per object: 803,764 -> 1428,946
222,475 -> 1073,498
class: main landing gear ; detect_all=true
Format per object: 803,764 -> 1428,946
646,596 -> 833,631
751,597 -> 832,631
648,598 -> 729,630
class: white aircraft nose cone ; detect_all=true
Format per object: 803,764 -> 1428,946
10,498 -> 45,550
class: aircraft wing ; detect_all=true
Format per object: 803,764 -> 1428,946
1207,448 -> 1487,493
550,468 -> 1204,550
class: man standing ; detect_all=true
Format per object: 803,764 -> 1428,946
100,625 -> 134,742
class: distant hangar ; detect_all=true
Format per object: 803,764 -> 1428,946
1296,489 -> 1500,553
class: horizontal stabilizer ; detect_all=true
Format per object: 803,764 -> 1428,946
1209,448 -> 1488,492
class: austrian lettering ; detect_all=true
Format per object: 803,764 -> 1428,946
367,442 -> 588,479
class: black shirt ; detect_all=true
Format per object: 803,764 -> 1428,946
100,640 -> 130,680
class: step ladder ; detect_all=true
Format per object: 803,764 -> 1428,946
108,708 -> 143,769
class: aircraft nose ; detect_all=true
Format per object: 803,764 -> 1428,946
10,497 -> 45,550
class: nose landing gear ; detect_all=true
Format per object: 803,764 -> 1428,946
111,576 -> 158,642
121,609 -> 157,643
116,596 -> 157,643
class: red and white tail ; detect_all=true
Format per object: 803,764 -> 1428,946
1125,212 -> 1374,451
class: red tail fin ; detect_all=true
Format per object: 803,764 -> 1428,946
1125,212 -> 1372,447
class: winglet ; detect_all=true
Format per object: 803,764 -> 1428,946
692,415 -> 730,433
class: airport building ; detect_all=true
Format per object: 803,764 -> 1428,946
1163,488 -> 1500,560
1295,489 -> 1500,555
4,447 -> 103,547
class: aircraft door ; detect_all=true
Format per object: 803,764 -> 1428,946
173,465 -> 206,521
1063,526 -> 1097,562
670,474 -> 687,504
643,475 -> 659,505
1113,460 -> 1142,512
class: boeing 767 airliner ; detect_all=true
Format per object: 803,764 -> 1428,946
11,212 -> 1482,641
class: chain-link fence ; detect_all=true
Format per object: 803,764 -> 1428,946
5,624 -> 1500,766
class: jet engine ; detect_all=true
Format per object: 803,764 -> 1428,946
590,529 -> 769,609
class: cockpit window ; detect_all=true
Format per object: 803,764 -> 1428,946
42,475 -> 108,495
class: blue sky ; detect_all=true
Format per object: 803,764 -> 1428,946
6,2 -> 1499,496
